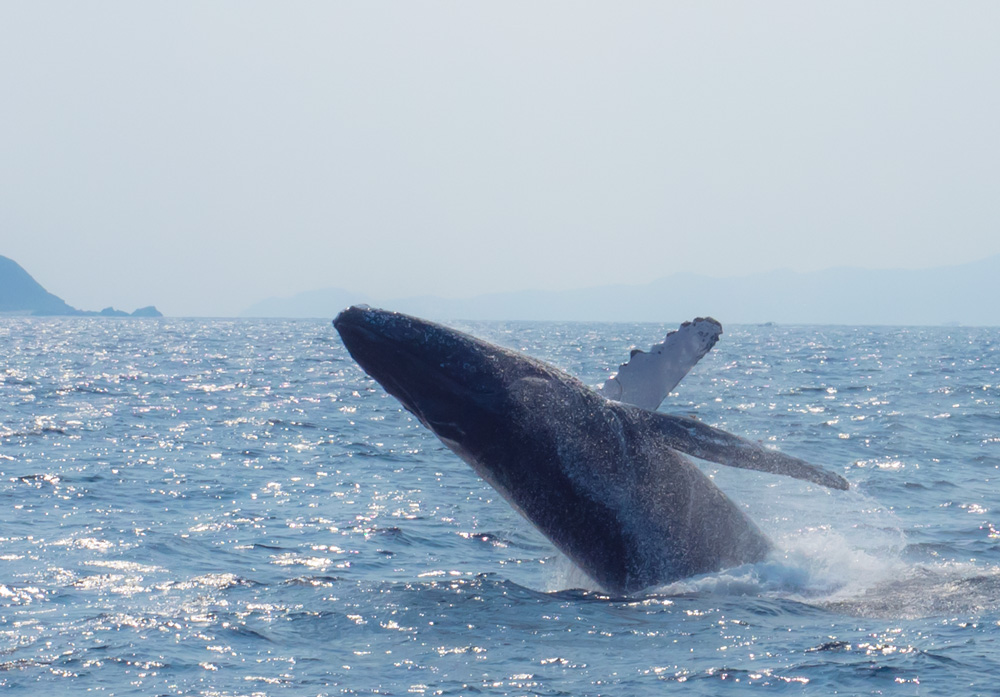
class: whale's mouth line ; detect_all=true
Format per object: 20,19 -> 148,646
336,310 -> 485,440
333,313 -> 383,348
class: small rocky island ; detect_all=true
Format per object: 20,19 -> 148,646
0,255 -> 163,317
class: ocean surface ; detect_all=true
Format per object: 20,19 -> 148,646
2,317 -> 999,696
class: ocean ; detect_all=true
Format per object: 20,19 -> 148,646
1,317 -> 999,696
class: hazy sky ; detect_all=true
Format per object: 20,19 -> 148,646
3,2 -> 999,316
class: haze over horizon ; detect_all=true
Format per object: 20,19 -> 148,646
3,3 -> 1000,317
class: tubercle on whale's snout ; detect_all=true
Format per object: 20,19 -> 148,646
335,307 -> 403,353
333,304 -> 377,331
334,305 -> 431,344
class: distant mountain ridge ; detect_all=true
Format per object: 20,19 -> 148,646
241,254 -> 1000,326
0,255 -> 162,317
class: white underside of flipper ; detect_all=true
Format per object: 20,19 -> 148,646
598,317 -> 723,411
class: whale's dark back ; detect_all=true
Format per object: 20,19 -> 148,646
334,305 -> 772,594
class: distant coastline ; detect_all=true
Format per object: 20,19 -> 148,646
0,255 -> 162,317
240,254 -> 1000,327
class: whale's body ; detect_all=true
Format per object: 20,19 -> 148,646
334,306 -> 847,594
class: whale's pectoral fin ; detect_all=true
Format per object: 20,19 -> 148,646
599,317 -> 723,411
638,410 -> 849,490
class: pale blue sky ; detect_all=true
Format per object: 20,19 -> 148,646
3,2 -> 999,316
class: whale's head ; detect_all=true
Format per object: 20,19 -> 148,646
334,305 -> 560,447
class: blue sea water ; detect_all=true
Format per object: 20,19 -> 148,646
1,317 -> 999,696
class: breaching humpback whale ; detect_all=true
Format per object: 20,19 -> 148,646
334,306 -> 848,595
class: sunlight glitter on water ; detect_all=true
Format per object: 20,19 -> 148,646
2,319 -> 1000,695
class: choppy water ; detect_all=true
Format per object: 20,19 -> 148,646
1,317 -> 999,695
